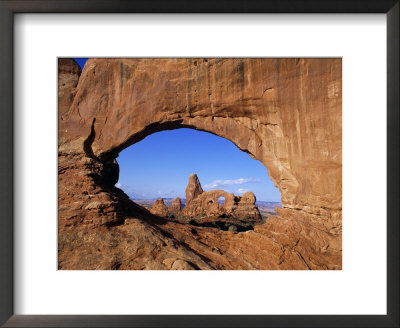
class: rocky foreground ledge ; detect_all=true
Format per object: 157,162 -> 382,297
58,58 -> 342,270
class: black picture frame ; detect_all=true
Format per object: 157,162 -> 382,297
0,1 -> 398,327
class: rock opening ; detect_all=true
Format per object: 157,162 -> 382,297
58,58 -> 342,270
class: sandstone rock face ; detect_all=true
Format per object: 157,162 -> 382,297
185,174 -> 204,204
59,58 -> 341,216
169,197 -> 182,213
171,259 -> 196,270
150,198 -> 168,217
180,175 -> 262,221
59,217 -> 212,270
240,192 -> 256,205
182,190 -> 232,217
58,58 -> 81,121
234,192 -> 262,220
58,58 -> 342,270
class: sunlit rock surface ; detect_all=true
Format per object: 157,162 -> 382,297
181,174 -> 262,221
58,58 -> 342,270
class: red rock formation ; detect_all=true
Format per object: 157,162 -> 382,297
168,197 -> 182,213
180,174 -> 262,221
150,198 -> 168,217
58,59 -> 81,121
58,58 -> 342,270
185,174 -> 204,204
235,192 -> 262,220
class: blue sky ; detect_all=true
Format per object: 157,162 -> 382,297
116,129 -> 281,202
72,58 -> 281,202
73,58 -> 88,70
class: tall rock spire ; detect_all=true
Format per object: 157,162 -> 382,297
185,174 -> 203,204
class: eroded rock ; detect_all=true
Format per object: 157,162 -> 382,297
150,198 -> 168,217
58,58 -> 342,270
185,174 -> 204,204
169,197 -> 182,213
180,175 -> 262,222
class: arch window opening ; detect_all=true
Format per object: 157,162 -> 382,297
115,128 -> 281,232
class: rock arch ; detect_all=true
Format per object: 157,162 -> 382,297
180,174 -> 261,221
60,58 -> 341,213
58,58 -> 342,269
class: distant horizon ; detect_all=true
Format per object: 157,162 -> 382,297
130,197 -> 282,203
116,128 -> 281,202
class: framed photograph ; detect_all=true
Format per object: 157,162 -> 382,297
0,1 -> 398,327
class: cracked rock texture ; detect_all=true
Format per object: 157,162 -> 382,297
58,58 -> 342,270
